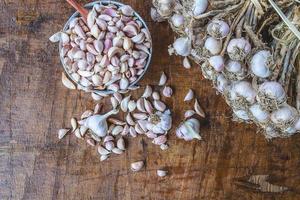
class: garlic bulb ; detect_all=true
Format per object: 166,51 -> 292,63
176,118 -> 201,141
215,73 -> 229,93
171,14 -> 185,27
250,50 -> 273,78
193,0 -> 208,16
207,20 -> 230,39
228,81 -> 256,106
224,60 -> 246,80
257,81 -> 286,110
84,109 -> 119,137
204,37 -> 222,55
249,104 -> 270,123
147,110 -> 172,134
173,37 -> 191,56
208,55 -> 225,72
270,104 -> 298,129
227,38 -> 251,61
233,109 -> 250,121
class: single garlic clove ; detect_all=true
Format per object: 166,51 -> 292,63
194,99 -> 205,118
71,118 -> 77,132
153,100 -> 166,112
159,72 -> 167,86
131,161 -> 144,172
58,129 -> 70,140
117,137 -> 126,150
112,148 -> 123,154
81,110 -> 94,119
111,125 -> 123,136
129,126 -> 137,137
157,169 -> 168,177
87,138 -> 96,146
183,57 -> 191,69
119,77 -> 129,90
160,144 -> 169,150
121,95 -> 131,112
62,73 -> 76,89
100,154 -> 109,161
137,98 -> 146,112
135,123 -> 145,134
79,126 -> 88,137
103,135 -> 114,143
126,113 -> 136,126
184,110 -> 196,119
144,98 -> 154,114
121,124 -> 130,136
152,135 -> 167,145
133,113 -> 148,120
113,92 -> 123,103
128,100 -> 137,112
98,146 -> 110,155
120,5 -> 134,16
152,91 -> 160,100
105,141 -> 115,151
49,32 -> 61,43
184,89 -> 194,101
91,93 -> 103,101
142,85 -> 153,98
162,86 -> 173,98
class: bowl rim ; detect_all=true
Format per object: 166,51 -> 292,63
59,0 -> 152,95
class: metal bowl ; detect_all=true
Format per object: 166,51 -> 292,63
59,0 -> 152,95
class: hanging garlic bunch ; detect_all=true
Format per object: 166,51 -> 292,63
152,0 -> 300,138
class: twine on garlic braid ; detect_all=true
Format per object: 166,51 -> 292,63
152,0 -> 300,139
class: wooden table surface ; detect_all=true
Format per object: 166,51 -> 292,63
1,0 -> 300,199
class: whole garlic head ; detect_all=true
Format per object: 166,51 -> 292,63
229,81 -> 257,106
215,73 -> 230,93
270,104 -> 298,129
204,37 -> 222,55
224,60 -> 246,80
250,50 -> 273,78
147,110 -> 172,134
249,104 -> 270,123
171,14 -> 185,27
176,118 -> 201,141
233,109 -> 250,121
193,0 -> 208,16
207,20 -> 230,39
257,81 -> 286,110
173,37 -> 191,56
227,37 -> 251,61
208,55 -> 225,72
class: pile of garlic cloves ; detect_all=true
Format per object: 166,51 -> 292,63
151,0 -> 300,139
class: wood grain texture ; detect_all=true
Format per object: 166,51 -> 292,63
1,0 -> 300,199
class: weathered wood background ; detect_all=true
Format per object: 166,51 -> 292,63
1,0 -> 300,199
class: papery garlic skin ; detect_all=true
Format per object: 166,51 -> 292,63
176,118 -> 201,141
204,37 -> 222,55
227,38 -> 251,61
257,81 -> 286,110
193,0 -> 208,16
209,55 -> 225,72
207,20 -> 230,39
270,105 -> 298,131
173,37 -> 191,56
151,7 -> 165,22
250,50 -> 273,78
249,104 -> 270,123
171,14 -> 185,27
233,109 -> 250,121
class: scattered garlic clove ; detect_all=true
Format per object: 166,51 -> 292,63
194,99 -> 205,118
81,110 -> 94,119
105,141 -> 115,151
62,73 -> 76,89
71,118 -> 77,132
160,144 -> 169,150
152,91 -> 160,100
152,135 -> 167,145
74,128 -> 82,139
158,72 -> 167,86
142,85 -> 152,98
113,92 -> 123,103
184,89 -> 194,101
112,125 -> 123,136
137,98 -> 146,112
98,145 -> 110,155
58,129 -> 70,140
121,124 -> 130,136
128,100 -> 137,112
126,113 -> 136,126
185,110 -> 196,119
162,86 -> 173,97
91,93 -> 103,101
183,57 -> 191,69
131,161 -> 144,172
129,126 -> 137,137
87,138 -> 96,146
100,154 -> 109,161
153,100 -> 166,112
157,169 -> 168,177
121,95 -> 131,112
112,148 -> 123,154
117,137 -> 126,150
144,98 -> 154,114
111,96 -> 119,109
135,123 -> 145,134
176,118 -> 201,141
133,113 -> 148,120
79,126 -> 88,137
